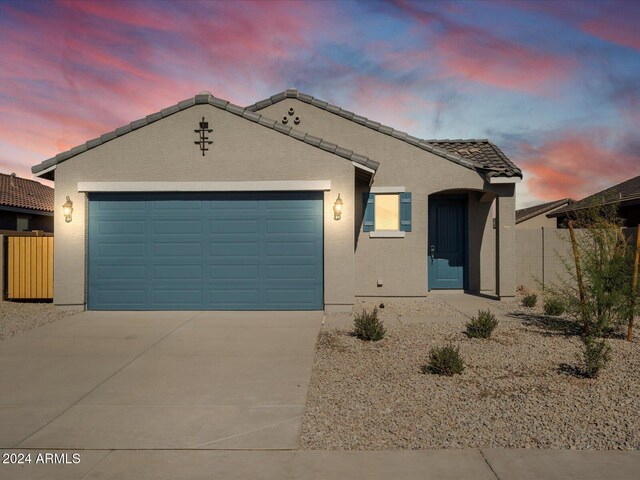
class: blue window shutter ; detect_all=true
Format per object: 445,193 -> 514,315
400,192 -> 412,232
363,192 -> 375,232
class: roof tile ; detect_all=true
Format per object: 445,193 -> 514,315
0,173 -> 54,212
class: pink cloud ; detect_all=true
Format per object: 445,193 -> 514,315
389,0 -> 574,95
518,132 -> 640,200
435,28 -> 573,95
581,17 -> 640,51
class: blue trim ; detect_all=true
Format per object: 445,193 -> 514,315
363,192 -> 375,232
400,192 -> 412,232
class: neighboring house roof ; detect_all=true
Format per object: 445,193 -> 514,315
0,173 -> 54,212
548,175 -> 640,218
515,198 -> 571,224
246,88 -> 523,179
31,92 -> 379,180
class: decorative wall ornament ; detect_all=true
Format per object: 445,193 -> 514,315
282,107 -> 301,125
194,117 -> 213,156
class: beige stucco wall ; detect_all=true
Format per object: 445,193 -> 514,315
52,105 -> 355,310
261,99 -> 512,296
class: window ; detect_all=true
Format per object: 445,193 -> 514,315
363,190 -> 412,236
374,194 -> 400,230
16,216 -> 29,232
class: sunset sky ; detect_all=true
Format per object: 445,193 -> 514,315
1,0 -> 639,207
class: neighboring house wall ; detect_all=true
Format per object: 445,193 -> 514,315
53,105 -> 356,310
517,214 -> 558,229
0,209 -> 53,232
259,99 -> 512,296
620,205 -> 640,228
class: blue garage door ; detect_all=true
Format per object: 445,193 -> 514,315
88,192 -> 323,310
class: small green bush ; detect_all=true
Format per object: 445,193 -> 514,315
579,336 -> 611,378
353,307 -> 386,341
465,309 -> 499,339
522,293 -> 537,308
543,297 -> 565,316
424,344 -> 464,376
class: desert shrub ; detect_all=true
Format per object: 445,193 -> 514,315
353,307 -> 386,341
543,297 -> 566,316
579,336 -> 611,378
465,310 -> 498,339
424,345 -> 464,376
522,293 -> 538,308
555,202 -> 638,336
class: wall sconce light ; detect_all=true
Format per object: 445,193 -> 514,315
62,196 -> 73,223
333,193 -> 343,221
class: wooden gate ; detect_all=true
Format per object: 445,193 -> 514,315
7,236 -> 54,299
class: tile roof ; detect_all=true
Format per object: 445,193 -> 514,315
425,139 -> 522,179
548,175 -> 640,217
0,173 -> 54,212
31,92 -> 379,180
515,198 -> 571,224
246,89 -> 522,179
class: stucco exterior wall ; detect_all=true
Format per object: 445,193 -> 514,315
52,105 -> 355,310
517,213 -> 559,229
261,99 -> 509,296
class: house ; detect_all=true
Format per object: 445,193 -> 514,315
31,89 -> 522,312
515,198 -> 572,229
0,172 -> 54,233
548,175 -> 640,227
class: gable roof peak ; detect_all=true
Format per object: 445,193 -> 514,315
31,91 -> 379,180
247,89 -> 522,180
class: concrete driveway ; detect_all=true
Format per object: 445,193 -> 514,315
0,310 -> 322,450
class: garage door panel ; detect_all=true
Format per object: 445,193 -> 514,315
97,265 -> 147,280
266,241 -> 316,256
88,192 -> 323,310
152,199 -> 203,211
209,288 -> 260,305
211,242 -> 259,257
98,243 -> 146,257
266,288 -> 320,306
153,265 -> 203,280
153,219 -> 203,234
266,264 -> 317,279
98,289 -> 147,306
154,242 -> 203,257
266,219 -> 317,234
210,219 -> 259,234
153,289 -> 203,305
97,220 -> 146,235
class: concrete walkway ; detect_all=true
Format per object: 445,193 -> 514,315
1,448 -> 638,479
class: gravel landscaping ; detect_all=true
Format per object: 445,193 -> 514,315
301,312 -> 640,450
331,297 -> 464,320
0,301 -> 76,341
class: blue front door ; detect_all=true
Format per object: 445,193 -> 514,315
428,197 -> 466,290
88,192 -> 323,310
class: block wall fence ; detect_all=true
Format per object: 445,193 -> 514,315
516,227 -> 638,292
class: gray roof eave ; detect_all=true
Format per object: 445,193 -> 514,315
246,89 -> 523,179
32,92 -> 379,177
